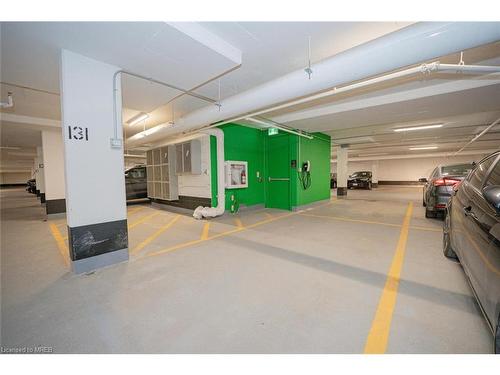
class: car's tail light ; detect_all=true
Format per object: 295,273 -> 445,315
433,178 -> 461,187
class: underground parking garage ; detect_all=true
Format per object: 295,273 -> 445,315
1,18 -> 500,360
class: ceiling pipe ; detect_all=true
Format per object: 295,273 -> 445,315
126,22 -> 500,147
245,117 -> 314,139
454,117 -> 500,155
211,62 -> 500,127
112,69 -> 220,146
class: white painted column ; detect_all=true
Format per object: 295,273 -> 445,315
336,145 -> 348,196
371,160 -> 379,188
36,146 -> 46,203
42,129 -> 66,215
60,50 -> 128,274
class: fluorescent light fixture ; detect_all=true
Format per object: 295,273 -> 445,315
357,152 -> 389,157
245,117 -> 271,128
0,146 -> 21,150
409,146 -> 438,150
127,112 -> 149,126
393,124 -> 443,132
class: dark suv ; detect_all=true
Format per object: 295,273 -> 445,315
125,165 -> 147,200
347,171 -> 372,190
421,163 -> 474,218
443,151 -> 500,353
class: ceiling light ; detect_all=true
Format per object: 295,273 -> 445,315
409,146 -> 438,150
245,117 -> 271,128
127,112 -> 149,126
0,146 -> 21,150
393,124 -> 443,132
357,152 -> 389,157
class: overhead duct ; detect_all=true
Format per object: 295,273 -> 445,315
126,22 -> 500,147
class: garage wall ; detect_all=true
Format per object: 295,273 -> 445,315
0,172 -> 31,185
177,134 -> 212,198
332,153 -> 489,182
218,124 -> 331,210
220,123 -> 266,210
292,132 -> 331,207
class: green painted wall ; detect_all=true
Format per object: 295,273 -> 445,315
291,132 -> 331,207
218,124 -> 266,210
211,124 -> 330,211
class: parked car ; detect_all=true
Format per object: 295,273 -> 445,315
420,163 -> 474,218
443,151 -> 500,353
347,171 -> 372,190
125,165 -> 147,200
26,178 -> 36,194
330,173 -> 337,189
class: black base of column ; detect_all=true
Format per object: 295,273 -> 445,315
40,193 -> 46,203
337,187 -> 348,196
372,183 -> 379,188
68,218 -> 128,261
46,199 -> 66,214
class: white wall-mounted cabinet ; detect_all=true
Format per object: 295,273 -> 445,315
146,145 -> 178,201
175,140 -> 201,175
225,160 -> 248,189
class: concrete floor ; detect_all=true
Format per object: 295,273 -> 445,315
0,186 -> 493,353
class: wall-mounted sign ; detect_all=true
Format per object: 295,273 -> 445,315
68,126 -> 89,141
268,127 -> 279,136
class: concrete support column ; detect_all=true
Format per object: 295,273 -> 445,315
371,160 -> 379,188
42,130 -> 66,215
60,50 -> 128,274
336,145 -> 348,196
36,146 -> 46,203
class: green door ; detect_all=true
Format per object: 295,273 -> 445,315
266,134 -> 291,210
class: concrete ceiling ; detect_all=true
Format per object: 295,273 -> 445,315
1,21 -> 499,164
0,21 -> 411,140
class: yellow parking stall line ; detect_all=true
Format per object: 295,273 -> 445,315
364,202 -> 413,354
128,212 -> 161,229
234,217 -> 244,228
299,213 -> 402,228
410,225 -> 442,232
143,199 -> 337,260
131,215 -> 181,255
201,222 -> 211,240
145,212 -> 295,259
127,206 -> 145,215
264,212 -> 273,219
49,223 -> 70,267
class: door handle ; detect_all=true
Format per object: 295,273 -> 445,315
268,177 -> 290,182
463,206 -> 479,221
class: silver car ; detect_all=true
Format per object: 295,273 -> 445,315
421,163 -> 474,218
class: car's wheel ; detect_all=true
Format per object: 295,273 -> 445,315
443,211 -> 458,259
495,314 -> 500,354
425,208 -> 436,218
